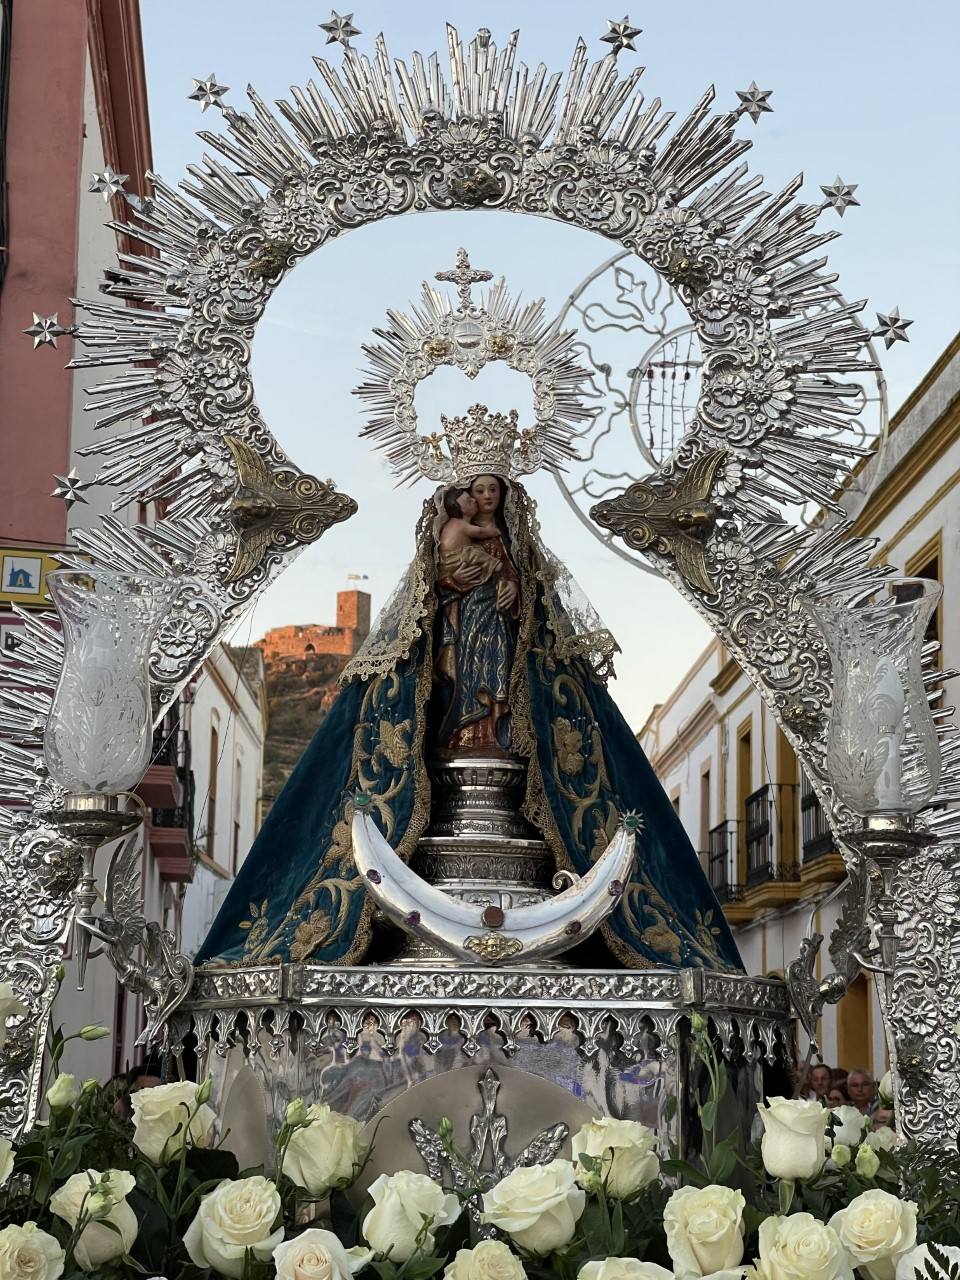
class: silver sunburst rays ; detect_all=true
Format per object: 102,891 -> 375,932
355,248 -> 593,486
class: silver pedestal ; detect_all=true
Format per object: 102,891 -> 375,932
173,964 -> 793,1180
401,754 -> 556,962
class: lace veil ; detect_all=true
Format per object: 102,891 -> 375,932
340,481 -> 618,684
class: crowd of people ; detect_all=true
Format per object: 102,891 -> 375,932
797,1062 -> 893,1127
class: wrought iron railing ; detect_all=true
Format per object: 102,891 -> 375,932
151,702 -> 182,768
707,820 -> 742,902
745,783 -> 800,886
150,701 -> 195,847
801,773 -> 834,863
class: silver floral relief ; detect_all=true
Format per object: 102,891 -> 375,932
173,963 -> 792,1069
0,26 -> 957,1141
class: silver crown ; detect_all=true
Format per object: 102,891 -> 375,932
355,249 -> 592,486
434,405 -> 538,487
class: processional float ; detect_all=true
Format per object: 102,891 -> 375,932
2,17 -> 957,1177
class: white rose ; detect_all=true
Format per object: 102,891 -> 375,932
865,1126 -> 898,1153
445,1239 -> 527,1280
363,1170 -> 460,1261
481,1160 -> 585,1256
896,1245 -> 960,1280
0,984 -> 27,1049
830,1189 -> 918,1280
273,1228 -> 370,1280
571,1117 -> 660,1198
46,1074 -> 79,1111
579,1262 -> 673,1280
0,1138 -> 14,1188
281,1103 -> 365,1196
831,1106 -> 870,1147
50,1169 -> 138,1271
755,1214 -> 853,1280
757,1097 -> 829,1179
878,1072 -> 894,1106
663,1184 -> 745,1277
0,1222 -> 65,1280
578,1262 -> 744,1280
131,1080 -> 216,1163
184,1176 -> 283,1279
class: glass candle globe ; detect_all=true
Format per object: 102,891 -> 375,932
43,568 -> 179,796
810,577 -> 942,819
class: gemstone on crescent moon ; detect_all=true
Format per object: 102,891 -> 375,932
481,904 -> 505,929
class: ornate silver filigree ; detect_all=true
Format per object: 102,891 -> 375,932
410,1068 -> 568,1231
0,22 -> 955,1144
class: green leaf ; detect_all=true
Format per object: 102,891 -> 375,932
699,1099 -> 717,1132
707,1141 -> 737,1184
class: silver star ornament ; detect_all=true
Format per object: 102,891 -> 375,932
820,177 -> 860,217
188,73 -> 230,112
51,467 -> 93,510
320,10 -> 361,47
735,81 -> 774,123
874,307 -> 914,350
89,165 -> 129,202
23,313 -> 66,349
601,15 -> 642,55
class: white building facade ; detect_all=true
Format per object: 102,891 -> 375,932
180,645 -> 267,960
640,333 -> 960,1080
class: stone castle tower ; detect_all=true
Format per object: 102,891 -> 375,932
259,590 -> 371,662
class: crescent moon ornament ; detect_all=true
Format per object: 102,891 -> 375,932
351,799 -> 638,966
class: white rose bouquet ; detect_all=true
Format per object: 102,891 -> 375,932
0,1017 -> 955,1280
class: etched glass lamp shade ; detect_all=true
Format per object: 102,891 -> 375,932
42,569 -> 179,795
810,578 -> 942,819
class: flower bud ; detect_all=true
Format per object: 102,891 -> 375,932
690,1012 -> 707,1033
855,1143 -> 880,1178
79,1025 -> 110,1041
54,965 -> 65,983
285,1098 -> 308,1127
196,1077 -> 213,1105
438,1116 -> 454,1141
877,1071 -> 894,1105
81,1078 -> 98,1094
46,1073 -> 80,1110
831,1143 -> 852,1168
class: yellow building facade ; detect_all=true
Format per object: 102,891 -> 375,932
639,333 -> 960,1079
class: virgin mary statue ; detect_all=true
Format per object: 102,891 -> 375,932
197,257 -> 742,974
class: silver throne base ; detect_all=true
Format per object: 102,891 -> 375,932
174,964 -> 794,1180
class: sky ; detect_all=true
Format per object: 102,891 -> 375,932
139,0 -> 960,727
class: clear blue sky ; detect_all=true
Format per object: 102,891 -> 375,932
139,0 -> 960,726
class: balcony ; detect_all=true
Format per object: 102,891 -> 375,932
145,712 -> 196,884
800,774 -> 845,884
136,710 -> 185,810
801,778 -> 833,862
741,783 -> 802,909
707,821 -> 751,923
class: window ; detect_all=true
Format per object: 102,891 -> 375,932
208,721 -> 219,859
736,719 -> 752,878
232,756 -> 243,874
905,533 -> 942,649
670,791 -> 681,817
699,768 -> 711,852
